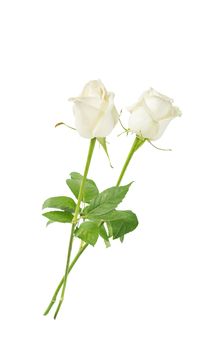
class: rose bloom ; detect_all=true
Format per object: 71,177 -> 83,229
69,80 -> 119,139
128,88 -> 181,140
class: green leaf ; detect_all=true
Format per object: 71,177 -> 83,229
76,221 -> 99,246
92,209 -> 133,221
42,211 -> 73,223
106,222 -> 113,238
120,236 -> 124,243
83,183 -> 132,219
104,239 -> 111,248
66,172 -> 99,203
105,210 -> 138,239
42,196 -> 76,212
98,224 -> 111,248
98,223 -> 109,241
97,137 -> 113,167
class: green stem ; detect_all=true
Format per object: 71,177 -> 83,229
53,138 -> 96,319
44,242 -> 88,316
44,136 -> 145,317
116,136 -> 145,186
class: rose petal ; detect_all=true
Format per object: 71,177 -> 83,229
81,80 -> 107,99
73,100 -> 101,139
93,93 -> 119,137
144,95 -> 172,121
150,119 -> 172,141
128,103 -> 159,139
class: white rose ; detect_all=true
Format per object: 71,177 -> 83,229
69,80 -> 119,139
128,88 -> 181,140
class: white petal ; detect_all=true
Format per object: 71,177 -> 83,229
73,100 -> 100,139
147,88 -> 173,102
150,119 -> 171,141
128,93 -> 145,113
171,105 -> 182,118
75,96 -> 101,110
144,88 -> 181,121
93,93 -> 119,137
81,80 -> 107,99
128,104 -> 159,139
144,95 -> 172,121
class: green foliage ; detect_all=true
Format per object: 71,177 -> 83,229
104,210 -> 138,239
98,223 -> 111,247
42,211 -> 73,223
83,183 -> 132,218
76,221 -> 99,246
82,183 -> 138,241
106,222 -> 113,238
97,137 -> 113,167
66,172 -> 99,203
120,236 -> 125,243
42,196 -> 76,212
42,173 -> 138,243
98,223 -> 110,241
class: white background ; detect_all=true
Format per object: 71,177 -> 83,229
0,0 -> 222,349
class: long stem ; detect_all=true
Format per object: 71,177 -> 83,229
53,138 -> 96,319
44,242 -> 88,316
44,136 -> 144,317
116,136 -> 145,186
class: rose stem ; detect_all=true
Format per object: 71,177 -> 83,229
43,241 -> 88,315
53,137 -> 96,319
44,136 -> 144,317
116,136 -> 145,186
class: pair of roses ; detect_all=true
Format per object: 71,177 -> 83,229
69,80 -> 181,140
42,80 -> 181,319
